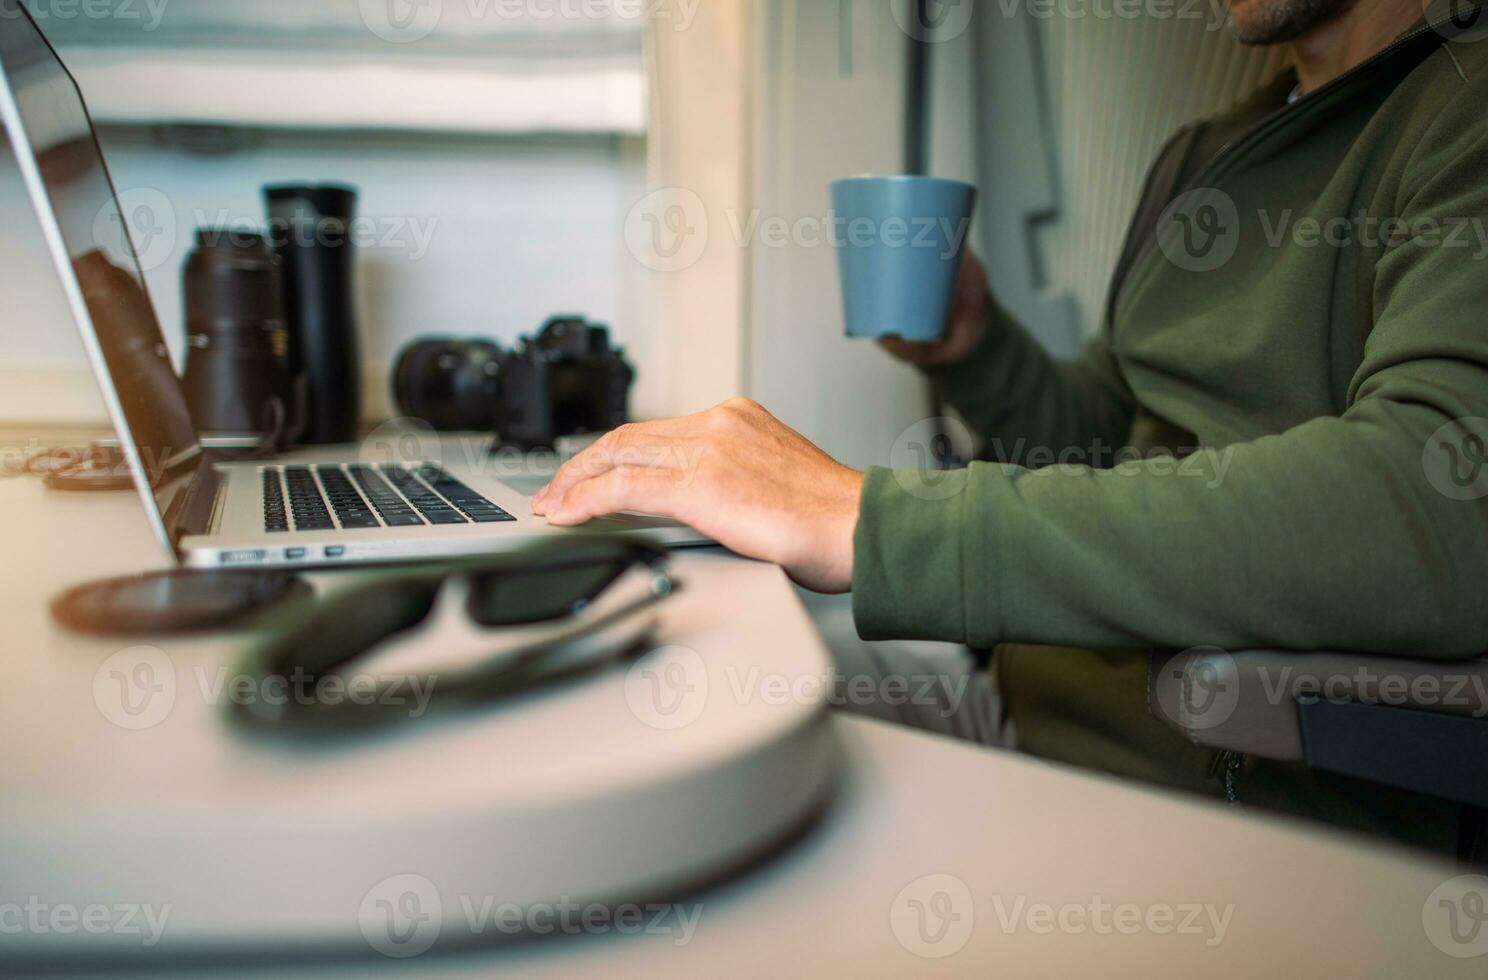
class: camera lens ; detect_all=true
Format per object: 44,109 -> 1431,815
181,230 -> 291,437
392,339 -> 505,432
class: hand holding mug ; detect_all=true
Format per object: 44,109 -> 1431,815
878,249 -> 989,369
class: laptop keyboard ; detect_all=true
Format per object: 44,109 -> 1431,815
263,464 -> 515,533
348,466 -> 426,527
263,469 -> 289,533
283,466 -> 332,531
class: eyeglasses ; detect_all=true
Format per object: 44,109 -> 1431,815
231,538 -> 678,735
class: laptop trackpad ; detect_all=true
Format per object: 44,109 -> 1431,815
500,475 -> 551,496
499,476 -> 686,531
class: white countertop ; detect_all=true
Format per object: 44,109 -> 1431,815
0,445 -> 1479,977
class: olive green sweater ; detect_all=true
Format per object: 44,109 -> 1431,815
854,15 -> 1488,662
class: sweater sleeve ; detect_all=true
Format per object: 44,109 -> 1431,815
854,98 -> 1488,659
931,303 -> 1136,467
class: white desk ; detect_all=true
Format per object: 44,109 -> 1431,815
0,441 -> 1480,977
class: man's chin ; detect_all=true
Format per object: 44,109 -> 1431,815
1224,0 -> 1359,45
1228,15 -> 1306,45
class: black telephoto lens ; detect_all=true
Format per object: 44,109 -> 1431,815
180,229 -> 292,439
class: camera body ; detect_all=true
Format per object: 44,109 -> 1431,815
393,317 -> 635,451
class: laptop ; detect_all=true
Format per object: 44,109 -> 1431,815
0,2 -> 710,569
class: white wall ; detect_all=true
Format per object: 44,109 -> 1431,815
632,0 -> 753,419
745,0 -> 933,470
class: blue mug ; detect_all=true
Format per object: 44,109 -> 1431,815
830,176 -> 977,341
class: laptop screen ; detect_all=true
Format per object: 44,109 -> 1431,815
0,0 -> 200,537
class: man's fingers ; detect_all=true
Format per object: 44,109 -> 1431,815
534,423 -> 681,511
542,465 -> 687,526
878,337 -> 942,365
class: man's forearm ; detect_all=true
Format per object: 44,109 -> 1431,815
853,389 -> 1488,658
932,303 -> 1135,467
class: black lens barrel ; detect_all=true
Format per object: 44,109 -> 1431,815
181,230 -> 292,435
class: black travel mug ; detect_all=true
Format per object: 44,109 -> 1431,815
265,183 -> 362,445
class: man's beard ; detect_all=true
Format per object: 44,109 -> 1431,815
1228,0 -> 1363,44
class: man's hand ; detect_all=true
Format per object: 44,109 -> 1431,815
878,248 -> 990,369
532,399 -> 864,593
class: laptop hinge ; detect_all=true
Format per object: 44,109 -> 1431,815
163,455 -> 224,548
